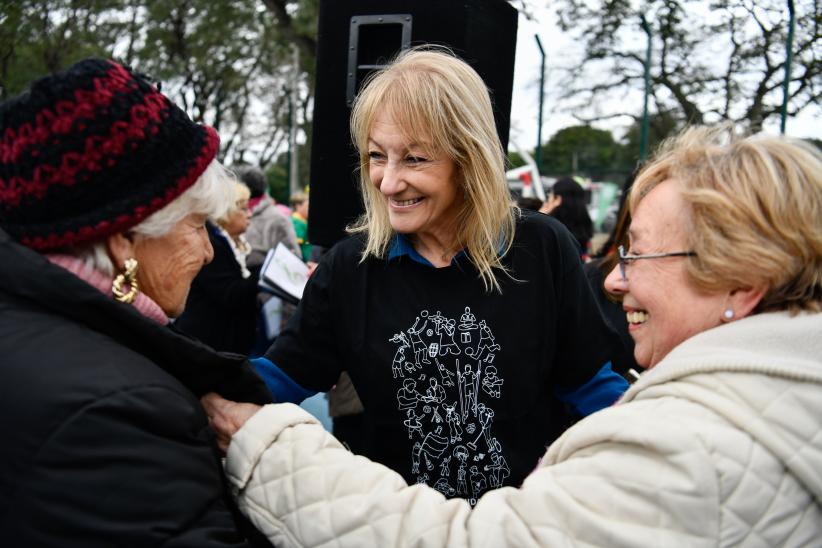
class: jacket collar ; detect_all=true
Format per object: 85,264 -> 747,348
622,311 -> 822,403
0,228 -> 271,404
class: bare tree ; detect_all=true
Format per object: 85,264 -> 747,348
555,0 -> 821,132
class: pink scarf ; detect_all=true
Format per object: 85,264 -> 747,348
46,254 -> 170,325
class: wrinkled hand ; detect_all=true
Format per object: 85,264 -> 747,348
201,392 -> 262,453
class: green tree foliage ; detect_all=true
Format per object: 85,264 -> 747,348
265,142 -> 310,203
555,0 -> 821,132
0,0 -> 318,170
0,0 -> 129,99
507,150 -> 527,169
619,110 -> 681,169
539,125 -> 626,179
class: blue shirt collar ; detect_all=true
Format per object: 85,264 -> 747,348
387,233 -> 466,268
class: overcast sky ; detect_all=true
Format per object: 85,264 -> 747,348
508,6 -> 822,153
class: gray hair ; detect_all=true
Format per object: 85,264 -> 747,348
69,160 -> 234,276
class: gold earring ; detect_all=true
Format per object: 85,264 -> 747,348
112,258 -> 139,304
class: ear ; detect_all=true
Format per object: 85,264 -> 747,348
105,232 -> 137,271
727,285 -> 767,320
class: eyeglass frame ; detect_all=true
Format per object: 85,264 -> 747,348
617,245 -> 696,281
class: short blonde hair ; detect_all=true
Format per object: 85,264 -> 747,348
215,180 -> 250,225
289,191 -> 308,207
348,46 -> 516,293
631,125 -> 822,313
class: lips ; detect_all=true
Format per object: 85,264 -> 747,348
391,197 -> 424,207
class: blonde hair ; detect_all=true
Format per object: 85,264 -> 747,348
348,46 -> 516,293
631,125 -> 822,314
289,191 -> 308,207
215,179 -> 250,226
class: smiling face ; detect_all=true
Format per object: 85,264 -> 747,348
131,212 -> 214,317
604,179 -> 729,368
367,110 -> 463,246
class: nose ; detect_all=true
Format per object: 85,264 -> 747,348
376,161 -> 405,196
603,262 -> 627,295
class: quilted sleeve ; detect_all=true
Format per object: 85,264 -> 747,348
227,401 -> 720,547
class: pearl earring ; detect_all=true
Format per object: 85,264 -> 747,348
723,308 -> 734,320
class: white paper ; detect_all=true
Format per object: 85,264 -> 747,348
260,242 -> 309,301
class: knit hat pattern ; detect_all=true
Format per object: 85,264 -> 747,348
0,58 -> 219,250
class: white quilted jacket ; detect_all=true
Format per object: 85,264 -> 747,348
226,312 -> 822,547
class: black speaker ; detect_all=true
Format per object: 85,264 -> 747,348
308,0 -> 519,247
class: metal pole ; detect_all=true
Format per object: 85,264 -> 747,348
780,0 -> 795,134
288,45 -> 300,196
535,35 -> 546,175
639,15 -> 652,163
285,87 -> 292,191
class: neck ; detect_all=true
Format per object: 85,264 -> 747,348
410,231 -> 459,268
45,253 -> 170,325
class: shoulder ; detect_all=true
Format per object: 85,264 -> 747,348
506,210 -> 584,277
5,308 -> 192,402
322,233 -> 368,265
514,209 -> 575,247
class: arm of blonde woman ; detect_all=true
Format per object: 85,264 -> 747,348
210,394 -> 720,548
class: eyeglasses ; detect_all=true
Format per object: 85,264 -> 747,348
617,245 -> 696,281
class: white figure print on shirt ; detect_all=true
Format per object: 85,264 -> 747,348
389,332 -> 411,378
484,452 -> 510,488
397,378 -> 420,410
444,401 -> 462,443
482,366 -> 503,397
403,409 -> 423,439
389,307 -> 506,503
438,318 -> 461,357
408,312 -> 431,365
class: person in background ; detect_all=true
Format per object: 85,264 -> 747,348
204,124 -> 822,547
516,196 -> 542,211
176,180 -> 259,355
540,176 -> 594,260
583,171 -> 640,378
0,58 -> 271,546
289,190 -> 312,262
220,180 -> 253,274
237,166 -> 300,269
239,47 -> 626,504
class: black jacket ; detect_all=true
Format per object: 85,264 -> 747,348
0,229 -> 272,547
176,222 -> 259,354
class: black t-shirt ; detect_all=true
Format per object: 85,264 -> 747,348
267,211 -> 620,503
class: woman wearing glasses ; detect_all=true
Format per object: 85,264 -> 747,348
204,127 -> 822,545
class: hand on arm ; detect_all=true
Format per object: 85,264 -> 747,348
202,392 -> 261,452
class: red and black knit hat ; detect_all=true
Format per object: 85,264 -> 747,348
0,58 -> 219,250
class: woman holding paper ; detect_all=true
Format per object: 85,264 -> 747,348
245,47 -> 626,502
176,179 -> 260,354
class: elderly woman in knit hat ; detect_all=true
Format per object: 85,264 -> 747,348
0,59 -> 271,545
